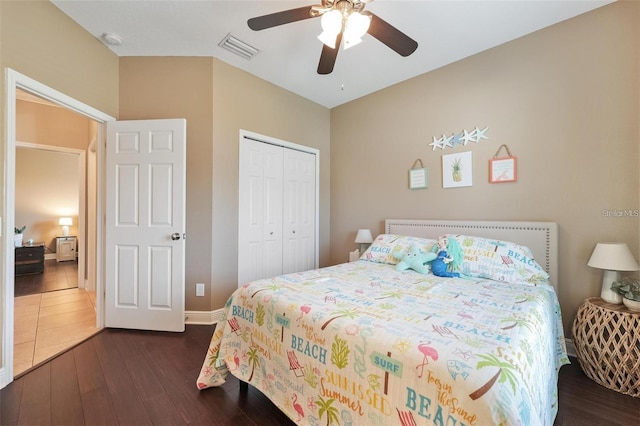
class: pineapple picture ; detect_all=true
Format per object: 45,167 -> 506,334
442,151 -> 473,188
451,157 -> 463,182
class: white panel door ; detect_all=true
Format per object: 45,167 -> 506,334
105,119 -> 186,332
238,139 -> 283,286
282,148 -> 316,274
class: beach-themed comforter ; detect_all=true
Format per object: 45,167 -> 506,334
196,260 -> 569,425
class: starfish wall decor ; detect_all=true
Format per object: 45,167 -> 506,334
429,127 -> 489,151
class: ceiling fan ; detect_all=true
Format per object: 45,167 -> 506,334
247,0 -> 418,75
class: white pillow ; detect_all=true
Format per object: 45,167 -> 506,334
445,234 -> 549,285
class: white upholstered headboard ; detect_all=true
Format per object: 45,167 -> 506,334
385,219 -> 558,289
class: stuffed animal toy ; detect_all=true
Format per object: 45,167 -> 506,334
430,236 -> 464,278
393,244 -> 437,274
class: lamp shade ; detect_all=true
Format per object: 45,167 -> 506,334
58,217 -> 73,226
58,217 -> 72,236
587,242 -> 639,271
354,229 -> 373,244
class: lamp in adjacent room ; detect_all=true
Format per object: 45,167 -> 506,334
587,242 -> 639,303
58,217 -> 72,237
354,229 -> 373,254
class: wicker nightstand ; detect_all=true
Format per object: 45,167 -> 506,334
572,297 -> 640,397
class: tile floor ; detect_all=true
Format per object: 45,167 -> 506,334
14,287 -> 100,376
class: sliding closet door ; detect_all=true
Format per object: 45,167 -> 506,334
238,139 -> 283,285
282,148 -> 316,274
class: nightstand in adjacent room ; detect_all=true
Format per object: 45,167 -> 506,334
56,235 -> 77,262
572,297 -> 640,397
15,241 -> 45,275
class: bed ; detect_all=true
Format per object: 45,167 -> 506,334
197,219 -> 569,425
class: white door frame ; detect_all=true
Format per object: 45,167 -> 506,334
1,68 -> 115,388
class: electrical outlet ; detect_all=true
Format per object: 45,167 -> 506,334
196,283 -> 205,297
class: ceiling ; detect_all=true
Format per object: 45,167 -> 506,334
50,0 -> 613,109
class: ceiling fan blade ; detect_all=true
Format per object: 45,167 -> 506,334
317,32 -> 343,75
367,12 -> 418,57
248,6 -> 318,31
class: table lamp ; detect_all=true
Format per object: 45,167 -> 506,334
587,242 -> 639,303
354,229 -> 373,254
58,217 -> 72,236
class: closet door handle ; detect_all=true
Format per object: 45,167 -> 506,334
170,233 -> 181,241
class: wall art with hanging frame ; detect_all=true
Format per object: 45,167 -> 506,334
489,144 -> 517,183
408,159 -> 428,189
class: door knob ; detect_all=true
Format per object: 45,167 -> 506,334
171,233 -> 181,241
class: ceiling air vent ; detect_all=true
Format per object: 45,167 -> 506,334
218,33 -> 260,60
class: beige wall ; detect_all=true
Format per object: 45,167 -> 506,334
16,98 -> 93,150
0,1 -> 119,117
0,0 -> 118,380
119,57 -> 330,311
119,57 -> 215,312
330,1 -> 639,334
15,99 -> 92,254
15,148 -> 79,253
210,59 -> 330,309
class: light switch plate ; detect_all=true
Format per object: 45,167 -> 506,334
196,283 -> 205,297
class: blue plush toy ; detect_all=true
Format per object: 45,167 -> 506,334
430,236 -> 464,278
393,244 -> 437,275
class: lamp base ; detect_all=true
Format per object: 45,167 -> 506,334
600,270 -> 622,304
62,226 -> 69,237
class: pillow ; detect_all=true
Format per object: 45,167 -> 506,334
444,234 -> 549,285
360,234 -> 437,265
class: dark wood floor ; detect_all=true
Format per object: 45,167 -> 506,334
15,259 -> 78,297
1,325 -> 638,425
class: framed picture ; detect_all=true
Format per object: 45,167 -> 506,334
409,167 -> 428,189
489,156 -> 517,183
442,151 -> 472,188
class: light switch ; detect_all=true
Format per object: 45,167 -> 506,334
196,283 -> 205,297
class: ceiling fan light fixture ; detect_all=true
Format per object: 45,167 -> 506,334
346,11 -> 370,38
343,36 -> 362,50
318,31 -> 338,49
318,9 -> 343,48
247,0 -> 418,75
343,11 -> 370,49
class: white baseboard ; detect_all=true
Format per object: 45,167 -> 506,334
565,338 -> 576,358
185,309 -> 223,325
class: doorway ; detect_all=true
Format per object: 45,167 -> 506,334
13,140 -> 93,375
2,69 -> 114,388
15,141 -> 84,296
